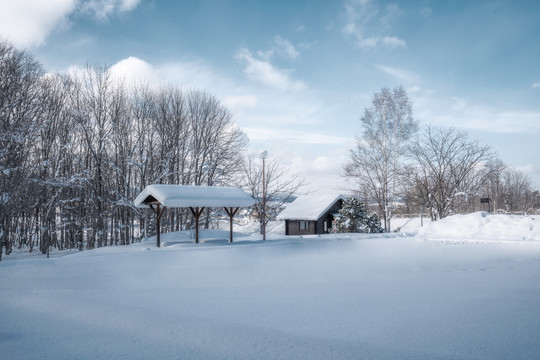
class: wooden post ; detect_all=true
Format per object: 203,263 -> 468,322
224,207 -> 239,243
189,207 -> 205,244
149,203 -> 166,247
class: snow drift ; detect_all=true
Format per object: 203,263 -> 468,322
407,211 -> 540,242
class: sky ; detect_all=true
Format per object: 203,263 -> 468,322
1,0 -> 539,194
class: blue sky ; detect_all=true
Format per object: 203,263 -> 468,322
2,0 -> 539,193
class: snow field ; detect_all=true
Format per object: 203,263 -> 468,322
2,213 -> 540,359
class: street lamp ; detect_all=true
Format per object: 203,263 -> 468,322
260,150 -> 268,240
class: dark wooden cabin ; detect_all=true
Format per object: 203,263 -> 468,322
277,194 -> 345,236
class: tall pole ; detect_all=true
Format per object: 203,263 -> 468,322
260,150 -> 268,241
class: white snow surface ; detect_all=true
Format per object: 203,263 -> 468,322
134,184 -> 255,208
405,211 -> 540,243
276,193 -> 345,220
2,212 -> 540,360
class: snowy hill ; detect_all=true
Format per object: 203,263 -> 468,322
1,213 -> 540,359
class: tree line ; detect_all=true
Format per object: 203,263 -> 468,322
1,40 -> 301,259
344,86 -> 540,230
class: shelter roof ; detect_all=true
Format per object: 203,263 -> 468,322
276,194 -> 346,221
134,185 -> 255,208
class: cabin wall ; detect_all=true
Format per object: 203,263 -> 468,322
285,220 -> 316,235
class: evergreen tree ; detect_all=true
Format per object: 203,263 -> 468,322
366,212 -> 384,233
335,198 -> 383,233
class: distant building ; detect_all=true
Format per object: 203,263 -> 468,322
277,194 -> 345,235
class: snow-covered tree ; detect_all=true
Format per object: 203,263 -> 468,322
335,198 -> 383,233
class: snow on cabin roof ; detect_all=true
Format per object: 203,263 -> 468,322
276,194 -> 346,221
134,185 -> 255,208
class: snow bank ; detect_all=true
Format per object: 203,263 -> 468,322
406,212 -> 540,243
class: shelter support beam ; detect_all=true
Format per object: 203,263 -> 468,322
224,207 -> 240,243
189,207 -> 205,244
149,204 -> 166,247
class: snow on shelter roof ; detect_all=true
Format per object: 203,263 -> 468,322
277,194 -> 346,221
134,185 -> 255,208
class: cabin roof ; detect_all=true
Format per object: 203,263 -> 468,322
134,184 -> 255,208
276,194 -> 345,221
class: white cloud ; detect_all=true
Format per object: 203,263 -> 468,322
533,83 -> 540,89
414,94 -> 540,134
310,156 -> 340,172
380,4 -> 403,28
257,35 -> 300,61
64,55 -> 229,97
342,0 -> 406,49
407,85 -> 422,93
243,127 -> 350,145
235,48 -> 306,91
273,35 -> 300,60
344,0 -> 378,24
108,56 -> 156,83
375,64 -> 419,83
0,0 -> 77,48
382,36 -> 406,48
0,0 -> 141,48
222,95 -> 258,111
514,164 -> 534,174
81,0 -> 141,21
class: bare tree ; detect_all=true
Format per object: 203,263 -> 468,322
408,126 -> 494,220
502,168 -> 532,212
344,86 -> 418,231
482,158 -> 507,212
0,40 -> 45,259
240,154 -> 305,234
68,64 -> 122,248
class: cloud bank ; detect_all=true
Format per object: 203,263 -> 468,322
0,0 -> 141,48
0,0 -> 77,48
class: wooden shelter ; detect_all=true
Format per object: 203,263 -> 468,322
134,185 -> 255,246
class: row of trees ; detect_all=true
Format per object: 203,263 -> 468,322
345,86 -> 539,230
0,40 -> 302,259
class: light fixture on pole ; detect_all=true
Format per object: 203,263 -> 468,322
259,150 -> 268,240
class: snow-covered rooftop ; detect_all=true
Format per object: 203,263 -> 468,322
277,194 -> 345,221
134,185 -> 255,208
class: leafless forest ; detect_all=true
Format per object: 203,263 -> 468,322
0,40 -> 266,257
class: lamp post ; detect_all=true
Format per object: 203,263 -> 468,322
260,150 -> 268,240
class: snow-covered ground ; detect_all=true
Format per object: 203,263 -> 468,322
2,212 -> 540,359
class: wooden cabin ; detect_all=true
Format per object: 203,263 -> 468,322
277,194 -> 345,235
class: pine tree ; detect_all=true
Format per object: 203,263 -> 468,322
335,198 -> 383,233
366,212 -> 384,233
